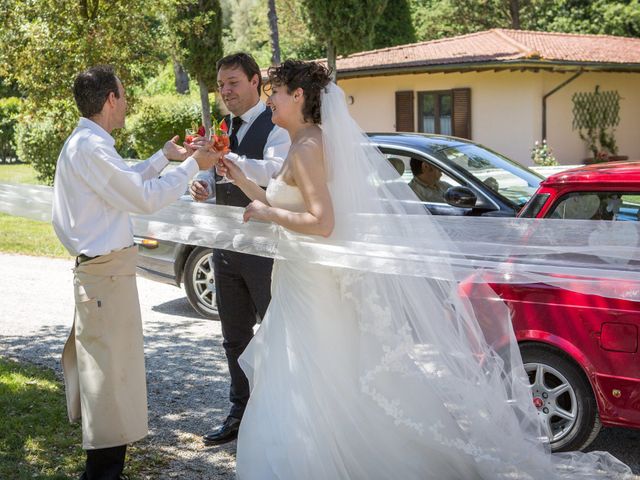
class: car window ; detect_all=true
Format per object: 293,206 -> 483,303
548,192 -> 640,221
519,193 -> 550,218
384,154 -> 460,204
439,145 -> 541,208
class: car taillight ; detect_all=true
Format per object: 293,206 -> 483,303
140,239 -> 159,249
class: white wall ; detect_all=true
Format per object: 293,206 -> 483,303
543,71 -> 640,164
338,70 -> 640,166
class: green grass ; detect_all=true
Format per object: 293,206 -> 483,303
0,162 -> 41,184
0,357 -> 84,479
0,163 -> 70,258
0,357 -> 168,479
0,213 -> 69,257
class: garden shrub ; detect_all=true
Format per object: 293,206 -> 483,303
15,102 -> 76,185
128,94 -> 218,158
0,97 -> 21,163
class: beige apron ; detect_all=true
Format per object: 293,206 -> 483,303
62,245 -> 148,449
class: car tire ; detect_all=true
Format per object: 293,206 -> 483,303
183,247 -> 218,319
520,343 -> 601,452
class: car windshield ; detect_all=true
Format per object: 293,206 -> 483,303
439,144 -> 542,208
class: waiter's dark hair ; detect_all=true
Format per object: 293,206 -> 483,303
73,65 -> 120,118
216,52 -> 262,95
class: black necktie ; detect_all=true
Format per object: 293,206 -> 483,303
229,116 -> 244,151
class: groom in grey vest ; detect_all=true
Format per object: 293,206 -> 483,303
190,53 -> 290,445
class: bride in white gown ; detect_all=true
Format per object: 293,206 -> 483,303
219,60 -> 632,479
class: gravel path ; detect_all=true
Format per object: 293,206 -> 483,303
0,253 -> 236,479
1,253 -> 639,479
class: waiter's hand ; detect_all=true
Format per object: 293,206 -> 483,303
190,137 -> 225,162
191,146 -> 222,170
163,136 -> 191,161
190,180 -> 210,202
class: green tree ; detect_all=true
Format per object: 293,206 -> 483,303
226,0 -> 272,66
173,0 -> 224,135
530,0 -> 640,37
0,0 -> 167,181
451,0 -> 533,31
0,97 -> 20,162
409,0 -> 640,42
410,0 -> 464,41
0,77 -> 21,98
410,0 -> 535,40
222,0 -> 323,67
372,0 -> 416,49
301,0 -> 388,79
277,0 -> 324,60
0,0 -> 166,113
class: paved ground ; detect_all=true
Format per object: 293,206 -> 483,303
0,253 -> 235,479
1,253 -> 639,479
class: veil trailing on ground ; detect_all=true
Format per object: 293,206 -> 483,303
310,82 -> 632,478
0,86 -> 638,476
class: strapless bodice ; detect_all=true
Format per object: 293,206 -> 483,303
266,178 -> 306,212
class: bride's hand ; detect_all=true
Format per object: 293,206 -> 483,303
243,200 -> 271,223
220,156 -> 247,184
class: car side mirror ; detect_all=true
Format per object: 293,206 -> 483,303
444,186 -> 477,208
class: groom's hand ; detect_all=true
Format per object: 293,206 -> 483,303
190,180 -> 210,202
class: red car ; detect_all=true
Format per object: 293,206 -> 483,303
465,161 -> 640,452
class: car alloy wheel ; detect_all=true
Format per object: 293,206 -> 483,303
525,362 -> 577,444
184,247 -> 218,318
520,344 -> 601,452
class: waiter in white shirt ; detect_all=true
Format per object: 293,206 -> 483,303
52,65 -> 218,480
189,53 -> 290,446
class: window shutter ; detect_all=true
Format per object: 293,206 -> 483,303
452,88 -> 471,139
395,91 -> 414,132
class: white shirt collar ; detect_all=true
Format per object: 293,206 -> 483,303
78,117 -> 115,146
234,101 -> 266,125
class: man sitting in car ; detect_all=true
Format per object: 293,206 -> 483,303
408,158 -> 451,203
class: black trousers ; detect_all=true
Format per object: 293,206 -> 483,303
213,249 -> 273,420
80,444 -> 126,480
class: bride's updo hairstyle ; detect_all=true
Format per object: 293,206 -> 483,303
267,60 -> 332,124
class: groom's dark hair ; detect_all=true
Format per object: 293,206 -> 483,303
73,65 -> 120,118
216,53 -> 262,95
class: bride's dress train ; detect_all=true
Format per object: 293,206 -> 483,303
235,178 -> 631,479
237,179 -> 481,479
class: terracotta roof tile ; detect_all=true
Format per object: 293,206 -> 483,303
332,29 -> 640,74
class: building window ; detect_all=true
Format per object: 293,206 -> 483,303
418,91 -> 452,135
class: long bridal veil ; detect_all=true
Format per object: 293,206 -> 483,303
313,82 -> 631,478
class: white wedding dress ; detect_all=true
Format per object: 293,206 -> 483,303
235,84 -> 632,479
237,179 -> 484,479
235,179 -> 631,480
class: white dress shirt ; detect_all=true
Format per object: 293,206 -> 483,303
52,117 -> 200,257
205,101 -> 290,188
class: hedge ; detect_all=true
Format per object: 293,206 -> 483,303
15,104 -> 76,185
0,97 -> 21,163
127,94 -> 217,158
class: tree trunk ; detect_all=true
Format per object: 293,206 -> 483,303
268,0 -> 281,66
79,0 -> 88,19
327,40 -> 336,83
173,58 -> 190,95
509,0 -> 520,29
198,77 -> 212,138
